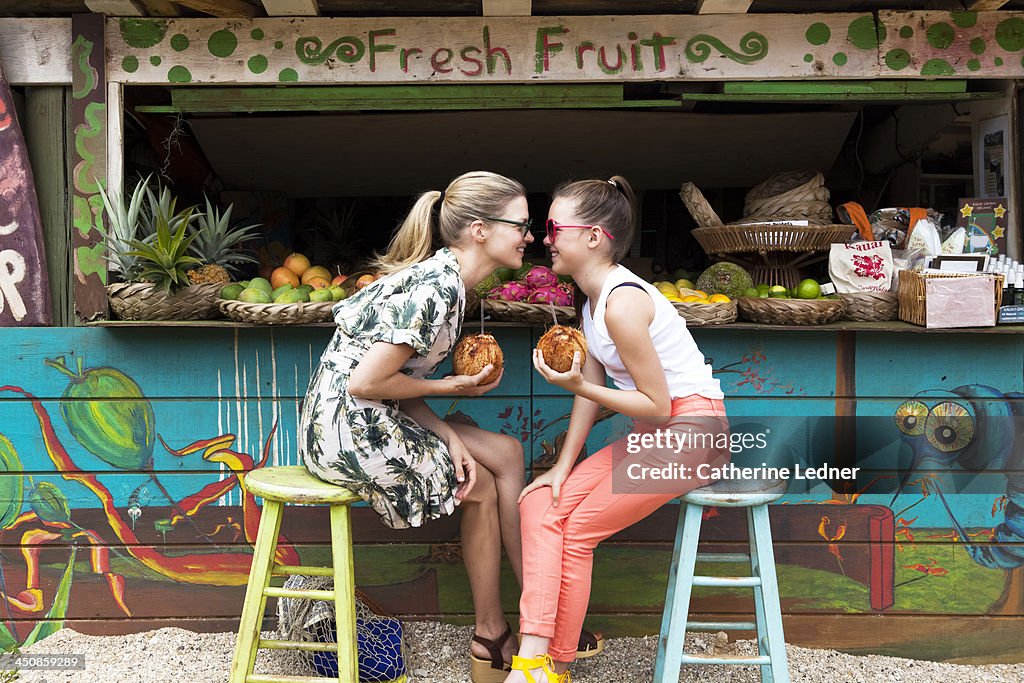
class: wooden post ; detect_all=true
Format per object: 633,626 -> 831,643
481,0 -> 531,16
25,87 -> 71,327
70,13 -> 108,323
85,1 -> 146,15
261,0 -> 319,16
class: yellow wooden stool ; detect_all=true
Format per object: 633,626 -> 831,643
230,465 -> 362,683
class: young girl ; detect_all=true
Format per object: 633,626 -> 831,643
506,177 -> 729,682
298,171 -> 533,680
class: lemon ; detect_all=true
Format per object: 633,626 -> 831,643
655,283 -> 679,298
681,295 -> 703,303
692,290 -> 708,299
708,293 -> 731,303
674,278 -> 695,291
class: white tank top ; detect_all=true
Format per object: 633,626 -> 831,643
581,265 -> 723,400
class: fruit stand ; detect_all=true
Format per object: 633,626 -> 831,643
1,1 -> 1024,668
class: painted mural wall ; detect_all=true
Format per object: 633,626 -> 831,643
0,326 -> 1020,662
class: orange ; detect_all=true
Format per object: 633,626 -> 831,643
708,293 -> 731,303
270,266 -> 300,289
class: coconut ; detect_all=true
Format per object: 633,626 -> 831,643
536,325 -> 587,373
452,333 -> 504,384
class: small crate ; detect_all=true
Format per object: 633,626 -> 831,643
897,270 -> 1003,328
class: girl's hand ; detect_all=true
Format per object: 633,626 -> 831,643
443,365 -> 503,396
532,349 -> 584,393
518,462 -> 572,507
443,432 -> 477,502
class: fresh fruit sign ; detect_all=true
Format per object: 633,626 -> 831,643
0,59 -> 51,325
105,12 -> 1024,85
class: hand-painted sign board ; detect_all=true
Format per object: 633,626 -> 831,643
104,11 -> 1024,85
0,59 -> 52,326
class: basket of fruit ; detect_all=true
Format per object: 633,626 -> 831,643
671,297 -> 737,326
838,291 -> 898,322
478,263 -> 577,324
217,256 -> 351,324
737,296 -> 845,325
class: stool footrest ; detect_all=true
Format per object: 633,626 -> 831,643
686,621 -> 757,631
263,587 -> 335,601
695,553 -> 751,563
258,638 -> 337,652
692,575 -> 761,587
679,653 -> 771,666
271,564 -> 334,578
247,675 -> 342,683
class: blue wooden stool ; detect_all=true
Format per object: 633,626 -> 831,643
229,465 -> 362,683
654,478 -> 790,683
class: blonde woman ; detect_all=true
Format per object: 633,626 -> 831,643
299,171 -> 532,681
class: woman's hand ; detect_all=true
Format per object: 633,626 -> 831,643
532,349 -> 585,393
518,461 -> 572,507
443,431 -> 477,502
443,365 -> 503,396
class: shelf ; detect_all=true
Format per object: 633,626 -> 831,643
85,320 -> 1024,334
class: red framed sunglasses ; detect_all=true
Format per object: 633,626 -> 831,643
545,219 -> 615,242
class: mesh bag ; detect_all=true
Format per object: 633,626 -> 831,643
277,575 -> 408,682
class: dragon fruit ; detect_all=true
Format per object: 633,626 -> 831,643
489,281 -> 531,302
524,266 -> 558,288
528,283 -> 573,306
555,283 -> 574,306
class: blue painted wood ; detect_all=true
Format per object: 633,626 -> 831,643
752,504 -> 790,682
749,506 -> 772,682
654,501 -> 703,683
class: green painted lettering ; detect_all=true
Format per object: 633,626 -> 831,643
576,41 -> 595,69
639,32 -> 677,72
535,26 -> 567,74
369,29 -> 396,73
484,26 -> 511,75
431,47 -> 454,73
460,46 -> 484,76
400,47 -> 422,73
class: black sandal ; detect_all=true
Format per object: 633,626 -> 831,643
576,628 -> 605,659
470,622 -> 516,683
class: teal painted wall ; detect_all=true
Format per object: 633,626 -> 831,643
0,326 -> 1021,662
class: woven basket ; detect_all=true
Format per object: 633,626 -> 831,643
107,282 -> 221,321
679,182 -> 723,227
672,300 -> 737,326
737,297 -> 846,325
692,224 -> 851,255
482,299 -> 576,324
745,170 -> 823,204
219,299 -> 335,325
839,291 -> 898,322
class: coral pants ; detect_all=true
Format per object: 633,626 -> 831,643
518,395 -> 729,661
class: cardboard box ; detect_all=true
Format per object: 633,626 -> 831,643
897,270 -> 1002,328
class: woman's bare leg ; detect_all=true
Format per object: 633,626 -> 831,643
447,420 -> 526,585
460,464 -> 516,664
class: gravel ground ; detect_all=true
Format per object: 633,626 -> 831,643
12,622 -> 1024,683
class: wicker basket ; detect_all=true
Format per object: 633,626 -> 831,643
219,299 -> 335,325
679,182 -> 723,227
897,270 -> 1003,326
743,170 -> 831,224
839,291 -> 898,322
672,300 -> 737,326
482,299 -> 576,324
692,223 -> 851,255
107,282 -> 222,321
737,297 -> 846,325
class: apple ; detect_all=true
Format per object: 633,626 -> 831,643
306,276 -> 331,290
355,274 -> 376,290
331,273 -> 349,287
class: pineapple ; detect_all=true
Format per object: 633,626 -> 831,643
96,174 -> 155,281
188,195 -> 262,284
126,206 -> 202,294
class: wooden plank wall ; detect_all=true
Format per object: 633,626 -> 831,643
0,326 -> 1021,662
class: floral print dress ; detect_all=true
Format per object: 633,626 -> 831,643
299,248 -> 465,529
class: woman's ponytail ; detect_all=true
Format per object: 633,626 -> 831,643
372,190 -> 442,275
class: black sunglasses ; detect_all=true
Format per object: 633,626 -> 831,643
482,215 -> 533,237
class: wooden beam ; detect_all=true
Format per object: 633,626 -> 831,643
0,19 -> 72,86
171,0 -> 261,18
967,1 -> 1010,10
85,0 -> 145,14
695,0 -> 752,13
261,0 -> 319,16
481,0 -> 531,15
139,0 -> 182,15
